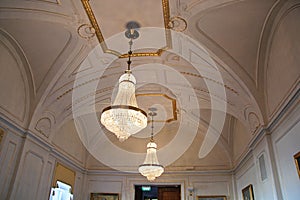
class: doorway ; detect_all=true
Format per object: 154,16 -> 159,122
135,185 -> 181,200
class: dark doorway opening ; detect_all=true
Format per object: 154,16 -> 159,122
135,185 -> 181,200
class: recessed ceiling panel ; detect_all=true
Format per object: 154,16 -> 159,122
89,0 -> 165,38
81,0 -> 171,57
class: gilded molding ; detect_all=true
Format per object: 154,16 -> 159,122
181,71 -> 239,95
81,0 -> 172,58
64,70 -> 237,101
72,86 -> 114,106
56,72 -> 120,100
193,87 -> 234,106
136,93 -> 177,123
26,0 -> 61,5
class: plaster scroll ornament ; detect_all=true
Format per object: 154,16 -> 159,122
248,112 -> 260,134
35,117 -> 52,137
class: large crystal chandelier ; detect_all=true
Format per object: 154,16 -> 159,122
139,109 -> 164,181
100,25 -> 147,142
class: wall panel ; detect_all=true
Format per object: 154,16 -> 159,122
15,151 -> 44,199
0,127 -> 23,200
272,111 -> 300,200
86,173 -> 235,200
8,135 -> 52,200
38,159 -> 55,199
252,137 -> 278,200
235,158 -> 258,200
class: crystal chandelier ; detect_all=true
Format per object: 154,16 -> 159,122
139,109 -> 164,181
100,25 -> 147,142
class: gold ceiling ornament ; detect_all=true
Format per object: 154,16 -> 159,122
138,108 -> 164,181
168,16 -> 187,32
100,25 -> 148,142
80,0 -> 173,58
136,93 -> 177,123
77,24 -> 96,39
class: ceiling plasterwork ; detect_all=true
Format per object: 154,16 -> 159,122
80,0 -> 172,57
1,0 -> 288,172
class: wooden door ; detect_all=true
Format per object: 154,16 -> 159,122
158,187 -> 180,200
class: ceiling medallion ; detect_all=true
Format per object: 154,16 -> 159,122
168,16 -> 187,32
77,24 -> 96,39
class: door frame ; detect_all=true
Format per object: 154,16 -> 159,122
130,181 -> 185,200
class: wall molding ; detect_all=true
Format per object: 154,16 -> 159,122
0,115 -> 85,174
267,88 -> 299,133
233,88 -> 299,174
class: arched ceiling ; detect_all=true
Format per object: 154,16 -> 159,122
0,0 -> 298,172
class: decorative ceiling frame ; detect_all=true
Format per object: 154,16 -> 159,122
136,93 -> 177,123
81,0 -> 172,58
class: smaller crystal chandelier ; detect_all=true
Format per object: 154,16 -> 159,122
100,23 -> 147,142
139,108 -> 164,181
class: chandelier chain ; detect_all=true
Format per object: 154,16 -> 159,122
127,39 -> 133,71
149,110 -> 157,142
151,113 -> 154,142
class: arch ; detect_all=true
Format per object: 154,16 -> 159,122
0,29 -> 34,128
260,1 -> 300,121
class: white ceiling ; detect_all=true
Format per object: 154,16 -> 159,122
0,0 -> 299,172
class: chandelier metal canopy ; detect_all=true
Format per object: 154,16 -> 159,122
139,108 -> 164,181
100,24 -> 147,142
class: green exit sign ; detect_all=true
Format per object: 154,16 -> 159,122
141,186 -> 151,191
